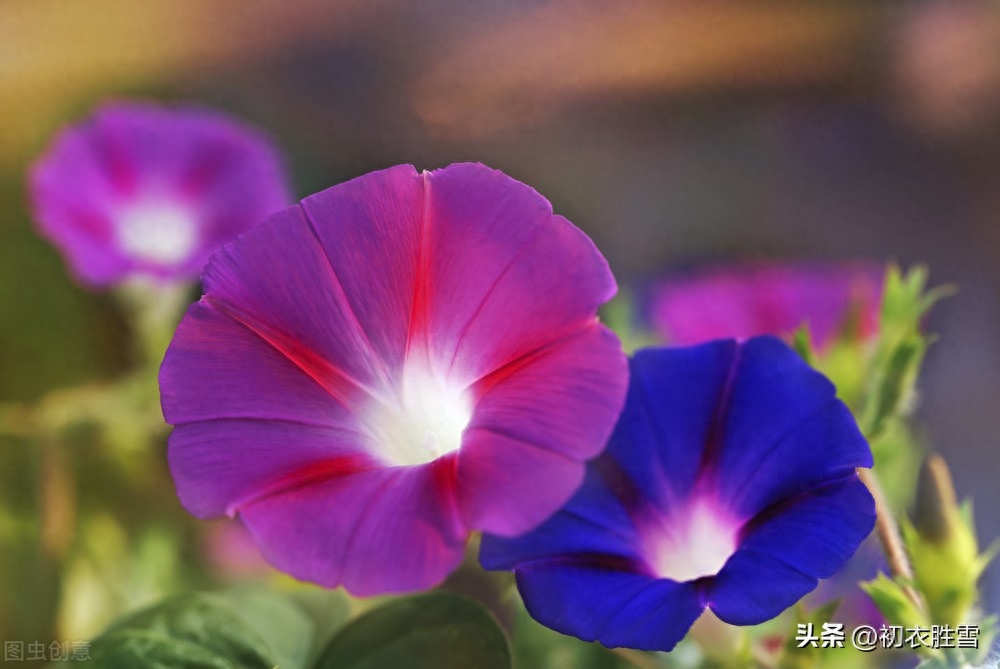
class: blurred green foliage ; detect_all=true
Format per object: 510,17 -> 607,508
0,181 -> 131,402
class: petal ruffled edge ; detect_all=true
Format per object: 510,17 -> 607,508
238,457 -> 466,595
709,476 -> 876,625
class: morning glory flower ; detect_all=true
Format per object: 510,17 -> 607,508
649,263 -> 883,348
481,337 -> 875,651
160,163 -> 629,595
29,101 -> 291,286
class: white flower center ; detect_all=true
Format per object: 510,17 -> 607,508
648,500 -> 739,582
368,364 -> 473,466
117,203 -> 198,265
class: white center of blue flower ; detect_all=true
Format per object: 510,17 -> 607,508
371,364 -> 473,466
649,501 -> 738,582
117,203 -> 198,265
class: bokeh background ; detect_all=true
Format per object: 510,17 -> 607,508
3,0 -> 1000,658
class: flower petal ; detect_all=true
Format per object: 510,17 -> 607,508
516,563 -> 706,651
29,102 -> 290,285
300,164 -> 425,373
168,419 -> 374,519
709,477 -> 875,625
160,301 -> 364,426
419,164 -> 618,385
456,428 -> 584,538
469,326 -> 628,460
606,341 -> 737,508
710,336 -> 873,517
162,300 -> 385,519
479,465 -> 643,571
29,124 -> 127,284
456,325 -> 627,535
239,458 -> 465,596
87,104 -> 289,253
706,550 -> 817,626
202,204 -> 393,400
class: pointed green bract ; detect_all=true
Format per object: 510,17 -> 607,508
859,264 -> 950,440
861,573 -> 927,631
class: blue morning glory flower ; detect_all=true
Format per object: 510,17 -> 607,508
480,336 -> 876,652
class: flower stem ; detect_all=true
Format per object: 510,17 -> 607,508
858,467 -> 925,611
39,438 -> 75,559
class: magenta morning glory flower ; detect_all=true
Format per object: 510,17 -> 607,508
29,101 -> 291,286
481,337 -> 876,651
159,163 -> 629,595
649,263 -> 883,349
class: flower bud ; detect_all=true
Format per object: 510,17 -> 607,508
905,454 -> 985,626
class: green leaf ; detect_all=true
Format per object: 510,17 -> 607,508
85,593 -> 282,669
314,593 -> 511,669
218,587 -> 315,669
282,585 -> 352,666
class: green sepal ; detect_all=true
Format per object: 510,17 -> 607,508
861,573 -> 927,630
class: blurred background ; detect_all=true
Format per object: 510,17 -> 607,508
3,0 -> 1000,660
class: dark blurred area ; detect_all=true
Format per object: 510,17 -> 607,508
4,0 -> 1000,624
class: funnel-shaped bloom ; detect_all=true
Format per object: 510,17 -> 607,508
160,163 -> 628,595
481,337 -> 875,651
649,263 -> 883,349
29,101 -> 290,286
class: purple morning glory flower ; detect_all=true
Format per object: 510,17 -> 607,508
481,337 -> 876,651
29,101 -> 291,286
159,163 -> 629,596
649,263 -> 883,349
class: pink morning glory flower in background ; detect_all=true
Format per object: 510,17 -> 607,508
28,101 -> 291,287
159,163 -> 629,595
648,263 -> 883,349
481,337 -> 876,651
